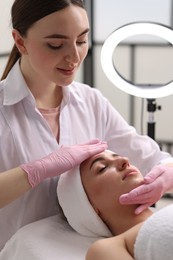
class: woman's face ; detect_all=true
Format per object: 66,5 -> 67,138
80,150 -> 144,212
14,5 -> 89,87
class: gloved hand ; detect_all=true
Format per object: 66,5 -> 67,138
119,164 -> 173,215
20,139 -> 107,187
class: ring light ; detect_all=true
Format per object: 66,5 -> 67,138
101,22 -> 173,98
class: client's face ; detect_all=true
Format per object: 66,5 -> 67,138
80,150 -> 144,213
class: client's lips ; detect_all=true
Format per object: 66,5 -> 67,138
122,168 -> 138,180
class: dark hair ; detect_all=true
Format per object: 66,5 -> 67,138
1,0 -> 85,80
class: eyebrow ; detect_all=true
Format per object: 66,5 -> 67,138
89,153 -> 119,170
44,28 -> 90,39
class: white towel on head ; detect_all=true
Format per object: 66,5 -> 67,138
57,167 -> 112,238
134,204 -> 173,260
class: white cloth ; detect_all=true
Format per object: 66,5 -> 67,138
0,215 -> 98,260
0,60 -> 172,250
57,167 -> 112,237
134,204 -> 173,260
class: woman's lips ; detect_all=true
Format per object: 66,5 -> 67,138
122,169 -> 138,180
57,68 -> 75,76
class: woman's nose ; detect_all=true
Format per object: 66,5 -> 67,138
115,157 -> 130,171
65,45 -> 80,64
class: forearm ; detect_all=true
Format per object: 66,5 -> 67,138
0,140 -> 107,208
0,167 -> 31,208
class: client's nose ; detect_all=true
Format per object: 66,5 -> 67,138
115,157 -> 130,171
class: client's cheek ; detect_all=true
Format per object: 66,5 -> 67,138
136,178 -> 144,185
132,178 -> 144,189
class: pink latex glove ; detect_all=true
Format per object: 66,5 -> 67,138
20,139 -> 107,187
119,165 -> 173,215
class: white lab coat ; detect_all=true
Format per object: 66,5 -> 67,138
0,61 -> 172,250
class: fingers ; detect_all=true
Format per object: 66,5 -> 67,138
120,189 -> 156,215
119,193 -> 135,205
80,139 -> 100,145
119,165 -> 169,215
76,139 -> 107,152
144,166 -> 165,184
87,141 -> 108,154
119,184 -> 153,204
77,140 -> 107,154
134,203 -> 151,215
66,141 -> 107,166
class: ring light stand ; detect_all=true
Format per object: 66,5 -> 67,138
147,98 -> 161,140
101,22 -> 173,140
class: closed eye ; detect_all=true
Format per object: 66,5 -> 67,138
47,44 -> 62,50
99,166 -> 108,173
77,40 -> 87,45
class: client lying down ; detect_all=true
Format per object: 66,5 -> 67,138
57,150 -> 154,259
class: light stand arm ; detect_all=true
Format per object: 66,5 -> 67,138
147,99 -> 161,140
147,98 -> 161,208
147,99 -> 156,140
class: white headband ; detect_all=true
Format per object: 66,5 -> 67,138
57,167 -> 112,238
